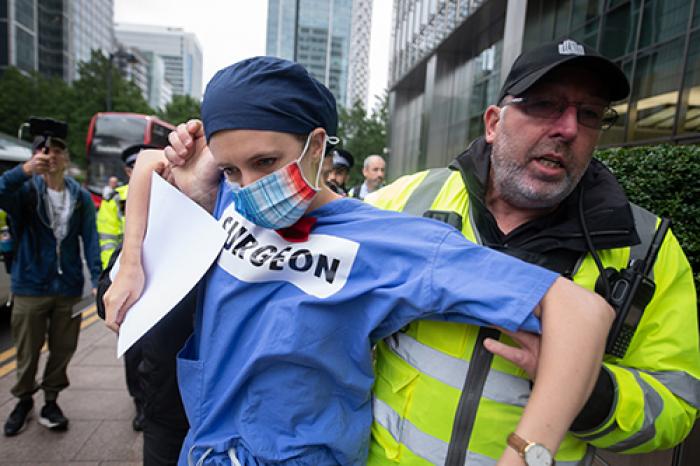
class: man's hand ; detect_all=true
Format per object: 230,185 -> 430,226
164,119 -> 220,212
484,329 -> 541,380
22,151 -> 51,176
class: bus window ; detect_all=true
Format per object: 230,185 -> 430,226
87,115 -> 147,193
150,122 -> 171,147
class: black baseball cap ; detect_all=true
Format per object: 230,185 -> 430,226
498,39 -> 630,103
121,144 -> 159,167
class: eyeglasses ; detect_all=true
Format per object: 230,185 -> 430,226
503,97 -> 619,130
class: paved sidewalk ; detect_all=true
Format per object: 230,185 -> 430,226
0,304 -> 142,465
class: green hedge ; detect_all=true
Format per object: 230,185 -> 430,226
595,144 -> 700,292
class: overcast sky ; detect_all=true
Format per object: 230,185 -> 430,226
114,0 -> 392,110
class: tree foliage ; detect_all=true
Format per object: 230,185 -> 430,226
337,93 -> 388,187
596,144 -> 700,291
0,50 -> 154,168
158,94 -> 201,126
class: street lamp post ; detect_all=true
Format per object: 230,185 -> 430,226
106,50 -> 138,112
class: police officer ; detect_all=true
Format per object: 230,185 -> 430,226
366,39 -> 699,466
326,148 -> 354,195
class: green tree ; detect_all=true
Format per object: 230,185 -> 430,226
337,93 -> 388,187
0,67 -> 35,137
158,94 -> 201,126
0,68 -> 71,140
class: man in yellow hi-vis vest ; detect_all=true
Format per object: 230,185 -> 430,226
366,39 -> 698,466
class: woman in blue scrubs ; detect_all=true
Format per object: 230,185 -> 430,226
104,57 -> 614,466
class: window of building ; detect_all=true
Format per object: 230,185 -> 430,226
15,27 -> 35,72
638,0 -> 690,49
608,0 -> 630,8
571,0 -> 603,29
15,0 -> 34,30
555,0 -> 572,37
570,18 -> 599,46
600,1 -> 640,59
0,0 -> 7,18
0,22 -> 7,66
694,0 -> 700,28
628,37 -> 684,142
679,30 -> 700,134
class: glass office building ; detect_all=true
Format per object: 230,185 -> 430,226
71,0 -> 114,79
266,0 -> 373,109
1,0 -> 114,81
388,0 -> 700,177
115,23 -> 203,101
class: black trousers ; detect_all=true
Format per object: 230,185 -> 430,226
139,287 -> 196,466
124,340 -> 144,408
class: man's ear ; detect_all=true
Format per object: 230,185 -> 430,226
483,105 -> 502,144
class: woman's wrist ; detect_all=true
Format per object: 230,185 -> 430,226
119,242 -> 143,268
498,446 -> 526,466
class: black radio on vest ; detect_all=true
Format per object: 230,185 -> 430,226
602,217 -> 671,358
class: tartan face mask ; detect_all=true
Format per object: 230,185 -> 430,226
228,133 -> 324,230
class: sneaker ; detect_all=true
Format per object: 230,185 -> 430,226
132,404 -> 145,432
4,399 -> 33,436
38,401 -> 68,431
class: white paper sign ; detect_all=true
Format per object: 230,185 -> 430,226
115,173 -> 226,357
217,204 -> 359,298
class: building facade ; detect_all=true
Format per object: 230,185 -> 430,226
114,23 -> 203,101
70,0 -> 113,79
0,0 -> 113,81
266,0 -> 373,109
387,0 -> 700,178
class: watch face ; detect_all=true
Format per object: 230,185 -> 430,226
524,444 -> 553,466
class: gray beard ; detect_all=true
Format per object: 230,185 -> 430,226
490,142 -> 580,210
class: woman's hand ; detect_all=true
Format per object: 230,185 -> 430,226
165,119 -> 221,213
103,260 -> 145,333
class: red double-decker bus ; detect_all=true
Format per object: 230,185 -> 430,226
85,112 -> 174,206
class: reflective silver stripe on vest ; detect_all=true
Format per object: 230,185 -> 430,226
98,233 -> 121,241
99,242 -> 117,252
387,332 -> 531,407
374,396 -> 495,465
640,369 -> 700,410
374,396 -> 589,466
605,369 -> 664,452
401,168 -> 452,216
629,203 -> 658,279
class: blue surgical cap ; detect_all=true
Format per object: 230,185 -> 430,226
201,56 -> 338,142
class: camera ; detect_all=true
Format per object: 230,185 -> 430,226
18,116 -> 68,152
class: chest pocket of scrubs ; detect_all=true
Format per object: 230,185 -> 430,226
177,334 -> 204,429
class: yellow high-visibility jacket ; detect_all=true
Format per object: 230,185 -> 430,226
365,151 -> 698,465
96,185 -> 128,268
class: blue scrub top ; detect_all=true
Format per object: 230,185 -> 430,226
178,181 -> 558,466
